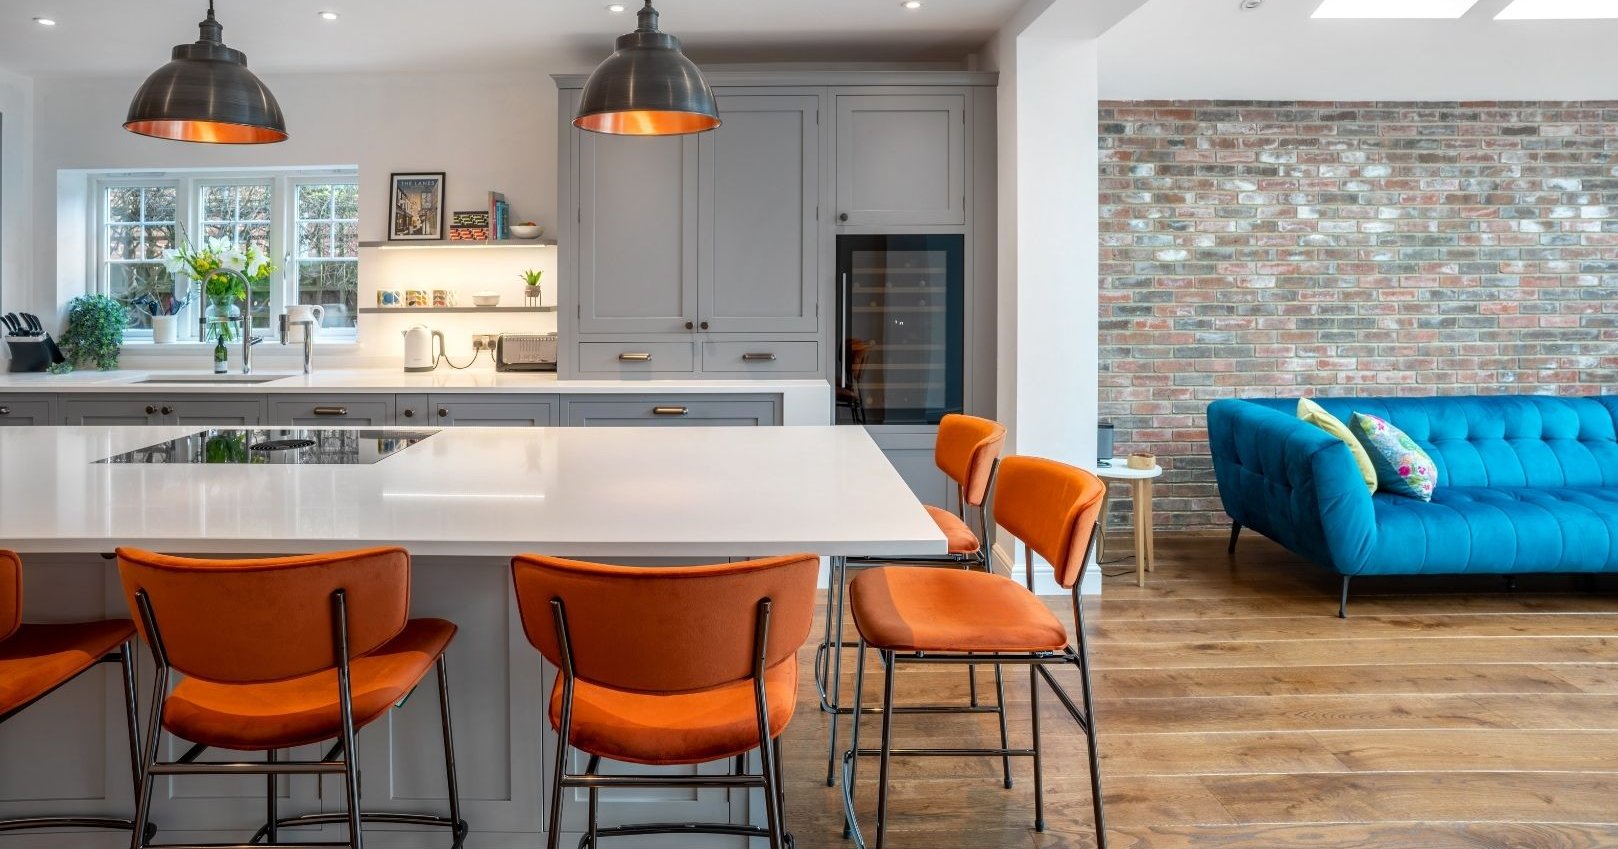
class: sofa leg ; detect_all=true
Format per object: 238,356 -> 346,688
1338,576 -> 1351,619
1227,522 -> 1242,555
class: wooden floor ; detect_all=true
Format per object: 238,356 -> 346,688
785,534 -> 1618,848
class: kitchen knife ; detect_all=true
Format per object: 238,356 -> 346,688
23,314 -> 43,335
1,314 -> 20,335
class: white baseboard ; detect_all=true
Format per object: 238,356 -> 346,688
992,542 -> 1101,596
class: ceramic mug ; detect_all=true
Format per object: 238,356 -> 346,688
285,304 -> 325,344
405,290 -> 429,308
377,290 -> 403,307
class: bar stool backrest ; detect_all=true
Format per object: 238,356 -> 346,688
992,456 -> 1106,589
0,549 -> 19,642
936,414 -> 1006,508
511,554 -> 818,694
115,546 -> 411,684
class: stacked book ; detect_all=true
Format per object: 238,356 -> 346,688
450,210 -> 490,241
489,191 -> 511,241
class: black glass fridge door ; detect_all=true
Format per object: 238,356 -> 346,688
836,234 -> 965,425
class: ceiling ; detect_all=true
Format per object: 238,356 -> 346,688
1099,0 -> 1618,100
1,0 -> 1026,77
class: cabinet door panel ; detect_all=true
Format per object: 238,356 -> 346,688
0,396 -> 55,426
166,398 -> 265,427
699,94 -> 820,333
61,397 -> 159,426
268,395 -> 394,427
577,132 -> 699,334
430,396 -> 559,427
562,396 -> 780,427
836,94 -> 966,227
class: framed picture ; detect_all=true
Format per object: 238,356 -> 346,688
388,172 -> 445,241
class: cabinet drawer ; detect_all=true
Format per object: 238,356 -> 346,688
562,395 -> 780,427
701,341 -> 819,374
430,395 -> 559,427
0,396 -> 55,426
576,341 -> 695,375
268,395 -> 394,427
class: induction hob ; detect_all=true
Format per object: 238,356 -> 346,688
97,428 -> 438,465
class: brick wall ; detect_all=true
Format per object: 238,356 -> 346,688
1098,101 -> 1618,531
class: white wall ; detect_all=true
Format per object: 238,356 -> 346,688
23,66 -> 578,367
0,67 -> 33,320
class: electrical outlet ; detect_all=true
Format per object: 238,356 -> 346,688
472,334 -> 498,351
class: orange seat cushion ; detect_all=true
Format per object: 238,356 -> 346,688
163,618 -> 455,750
549,657 -> 797,767
849,567 -> 1068,653
0,620 -> 135,717
925,505 -> 980,554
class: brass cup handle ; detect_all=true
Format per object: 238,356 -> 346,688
619,352 -> 652,362
313,406 -> 348,416
652,406 -> 689,416
742,352 -> 777,361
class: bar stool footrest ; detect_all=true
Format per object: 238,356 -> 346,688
0,816 -> 158,839
579,822 -> 791,848
249,811 -> 467,846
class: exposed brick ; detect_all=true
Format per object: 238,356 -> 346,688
1099,100 -> 1618,530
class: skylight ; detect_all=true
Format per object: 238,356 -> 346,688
1496,0 -> 1618,18
1312,0 -> 1481,18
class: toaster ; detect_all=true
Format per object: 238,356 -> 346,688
495,333 -> 558,372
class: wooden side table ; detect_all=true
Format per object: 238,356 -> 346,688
1096,458 -> 1163,587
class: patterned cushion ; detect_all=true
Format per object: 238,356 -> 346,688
1297,398 -> 1377,492
1351,412 -> 1439,501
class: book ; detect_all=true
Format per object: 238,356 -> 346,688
487,192 -> 506,241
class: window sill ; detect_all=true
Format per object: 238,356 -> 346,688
121,340 -> 362,353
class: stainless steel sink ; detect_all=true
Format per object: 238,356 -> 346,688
134,374 -> 293,385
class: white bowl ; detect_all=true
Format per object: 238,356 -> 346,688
472,293 -> 500,307
509,224 -> 544,239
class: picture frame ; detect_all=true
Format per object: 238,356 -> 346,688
388,172 -> 446,241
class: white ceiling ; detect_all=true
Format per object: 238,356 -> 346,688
1099,0 -> 1618,100
1,0 -> 1026,77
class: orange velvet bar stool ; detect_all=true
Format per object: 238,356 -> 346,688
841,456 -> 1109,849
512,553 -> 818,849
816,413 -> 1007,783
116,546 -> 466,849
0,549 -> 149,840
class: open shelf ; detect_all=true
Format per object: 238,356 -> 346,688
358,239 -> 556,249
357,306 -> 557,314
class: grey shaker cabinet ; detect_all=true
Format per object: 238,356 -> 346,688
697,93 -> 821,334
0,395 -> 55,426
834,93 -> 967,227
576,131 -> 700,335
562,395 -> 781,427
62,395 -> 264,426
165,398 -> 266,427
428,395 -> 560,427
62,396 -> 166,425
268,395 -> 395,427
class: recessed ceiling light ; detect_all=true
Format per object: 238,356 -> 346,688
901,0 -> 923,8
33,16 -> 56,26
317,10 -> 339,20
606,3 -> 626,11
1497,0 -> 1618,18
1313,0 -> 1480,18
1239,0 -> 1263,8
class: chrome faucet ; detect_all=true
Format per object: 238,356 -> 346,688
238,277 -> 263,374
279,315 -> 316,374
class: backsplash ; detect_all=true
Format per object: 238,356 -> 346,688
1099,100 -> 1618,530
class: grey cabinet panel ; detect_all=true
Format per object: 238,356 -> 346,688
577,132 -> 699,334
62,397 -> 161,426
562,395 -> 781,427
836,94 -> 966,227
166,397 -> 265,427
269,395 -> 394,427
430,395 -> 559,427
0,395 -> 55,426
396,394 -> 429,425
700,340 -> 819,374
699,94 -> 820,333
575,341 -> 695,375
866,425 -> 951,507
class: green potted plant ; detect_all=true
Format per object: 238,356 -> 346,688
50,294 -> 129,373
520,269 -> 543,306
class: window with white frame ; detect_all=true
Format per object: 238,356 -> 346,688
94,170 -> 359,339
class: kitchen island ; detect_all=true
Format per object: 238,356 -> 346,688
0,424 -> 942,847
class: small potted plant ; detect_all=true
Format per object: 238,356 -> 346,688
130,291 -> 194,344
50,294 -> 128,373
520,269 -> 543,306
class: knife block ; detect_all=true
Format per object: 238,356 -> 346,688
5,337 -> 62,372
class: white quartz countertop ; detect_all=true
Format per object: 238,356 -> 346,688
0,368 -> 826,395
0,425 -> 944,558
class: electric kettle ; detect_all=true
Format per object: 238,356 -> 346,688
402,324 -> 444,372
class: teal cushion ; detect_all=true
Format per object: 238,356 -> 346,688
1351,412 -> 1439,501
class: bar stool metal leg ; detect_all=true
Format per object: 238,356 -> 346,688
1029,665 -> 1045,833
841,637 -> 869,842
993,663 -> 1012,789
435,654 -> 469,847
873,650 -> 897,849
265,749 -> 279,845
825,555 -> 847,786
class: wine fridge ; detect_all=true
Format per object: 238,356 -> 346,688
835,234 -> 965,425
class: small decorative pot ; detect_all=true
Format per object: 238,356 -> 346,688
151,315 -> 177,344
525,285 -> 542,306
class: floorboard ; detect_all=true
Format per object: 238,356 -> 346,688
784,534 -> 1618,848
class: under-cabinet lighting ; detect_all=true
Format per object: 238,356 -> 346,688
1496,0 -> 1618,17
1313,0 -> 1480,17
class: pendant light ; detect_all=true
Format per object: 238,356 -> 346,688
124,1 -> 287,144
574,0 -> 719,136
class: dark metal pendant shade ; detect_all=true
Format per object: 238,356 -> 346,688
124,2 -> 287,144
574,1 -> 719,136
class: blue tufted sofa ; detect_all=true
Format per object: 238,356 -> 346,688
1208,395 -> 1618,616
